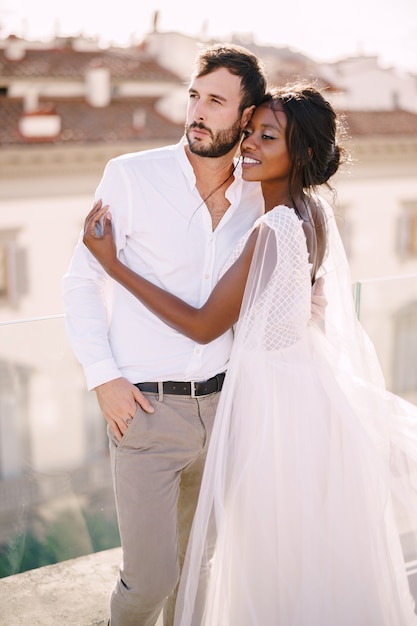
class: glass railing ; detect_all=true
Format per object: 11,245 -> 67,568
0,314 -> 119,578
354,273 -> 417,405
1,272 -> 417,585
346,274 -> 417,594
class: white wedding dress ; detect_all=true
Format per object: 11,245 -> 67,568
174,201 -> 417,626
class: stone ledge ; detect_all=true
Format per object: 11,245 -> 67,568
3,546 -> 415,624
0,548 -> 122,625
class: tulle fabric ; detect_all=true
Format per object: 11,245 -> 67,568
174,202 -> 417,626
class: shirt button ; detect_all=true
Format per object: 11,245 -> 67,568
204,274 -> 210,279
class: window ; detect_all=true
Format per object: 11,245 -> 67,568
0,245 -> 8,298
392,301 -> 417,402
0,230 -> 28,306
396,201 -> 417,258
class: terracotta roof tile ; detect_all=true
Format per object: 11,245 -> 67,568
343,110 -> 417,136
1,41 -> 417,146
2,97 -> 417,146
0,96 -> 184,145
0,47 -> 180,82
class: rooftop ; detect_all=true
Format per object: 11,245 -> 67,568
2,34 -> 417,149
345,110 -> 417,136
0,41 -> 181,82
0,96 -> 184,145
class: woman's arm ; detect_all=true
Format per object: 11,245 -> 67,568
83,201 -> 257,344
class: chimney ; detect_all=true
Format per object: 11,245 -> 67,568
4,35 -> 26,61
19,106 -> 61,141
23,88 -> 39,113
133,108 -> 146,131
85,62 -> 111,107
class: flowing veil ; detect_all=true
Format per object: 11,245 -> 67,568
174,200 -> 417,626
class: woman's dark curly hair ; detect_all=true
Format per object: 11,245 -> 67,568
261,83 -> 348,202
259,83 -> 349,280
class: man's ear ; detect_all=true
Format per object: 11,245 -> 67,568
241,105 -> 255,128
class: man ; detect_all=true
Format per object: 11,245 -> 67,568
63,44 -> 324,626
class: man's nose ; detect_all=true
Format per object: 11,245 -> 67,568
193,99 -> 206,121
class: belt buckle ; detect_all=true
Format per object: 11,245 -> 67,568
191,381 -> 197,398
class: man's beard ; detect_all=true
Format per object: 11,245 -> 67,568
185,118 -> 242,158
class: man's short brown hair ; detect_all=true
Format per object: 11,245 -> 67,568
193,43 -> 268,113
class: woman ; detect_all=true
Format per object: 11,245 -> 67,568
83,85 -> 417,625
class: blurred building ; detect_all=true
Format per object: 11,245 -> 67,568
0,31 -> 417,571
0,33 -> 186,567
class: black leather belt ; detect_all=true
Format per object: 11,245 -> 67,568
135,372 -> 225,397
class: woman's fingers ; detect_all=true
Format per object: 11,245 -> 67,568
102,212 -> 113,234
85,199 -> 102,221
84,203 -> 109,237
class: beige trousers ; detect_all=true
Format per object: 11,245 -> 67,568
108,390 -> 220,626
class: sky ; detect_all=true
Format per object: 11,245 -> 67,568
1,0 -> 417,74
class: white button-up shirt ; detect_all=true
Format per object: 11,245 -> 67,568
63,139 -> 264,390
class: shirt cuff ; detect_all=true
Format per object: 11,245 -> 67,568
84,359 -> 123,391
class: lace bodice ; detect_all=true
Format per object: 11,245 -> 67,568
224,206 -> 312,352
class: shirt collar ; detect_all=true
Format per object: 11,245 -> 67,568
176,136 -> 197,190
